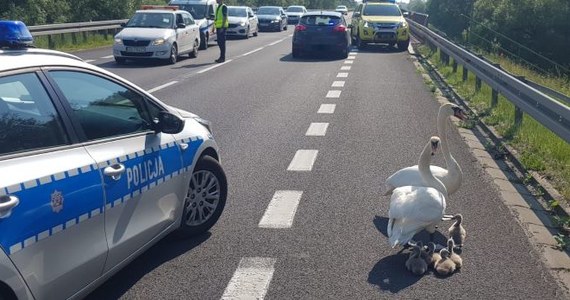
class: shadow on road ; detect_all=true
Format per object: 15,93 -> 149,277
355,44 -> 405,54
280,53 -> 346,63
85,232 -> 211,299
367,253 -> 422,293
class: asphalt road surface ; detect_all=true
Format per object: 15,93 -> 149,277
80,27 -> 565,299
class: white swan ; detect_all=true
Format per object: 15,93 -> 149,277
383,103 -> 466,196
387,136 -> 447,248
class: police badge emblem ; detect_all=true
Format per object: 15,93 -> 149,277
51,190 -> 64,213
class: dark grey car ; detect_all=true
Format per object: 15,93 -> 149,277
257,6 -> 288,32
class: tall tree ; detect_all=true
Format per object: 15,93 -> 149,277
426,0 -> 474,39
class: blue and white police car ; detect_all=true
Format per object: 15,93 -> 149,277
0,21 -> 227,299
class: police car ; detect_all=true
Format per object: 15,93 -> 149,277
0,21 -> 227,299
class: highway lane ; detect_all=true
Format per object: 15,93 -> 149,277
85,28 -> 565,299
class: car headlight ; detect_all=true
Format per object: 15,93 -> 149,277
114,38 -> 123,45
272,18 -> 279,23
240,21 -> 246,27
396,21 -> 408,29
152,38 -> 166,46
363,22 -> 372,28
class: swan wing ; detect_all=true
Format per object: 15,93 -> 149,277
383,165 -> 448,195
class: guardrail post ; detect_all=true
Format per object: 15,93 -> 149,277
72,32 -> 77,44
462,65 -> 468,81
491,89 -> 498,108
47,35 -> 54,48
514,106 -> 523,127
475,77 -> 482,91
452,60 -> 458,73
82,31 -> 88,42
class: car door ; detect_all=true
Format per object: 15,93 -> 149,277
46,69 -> 186,272
184,13 -> 199,48
248,8 -> 258,32
352,4 -> 363,39
175,12 -> 191,53
0,71 -> 107,299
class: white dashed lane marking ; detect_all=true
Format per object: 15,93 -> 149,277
326,90 -> 341,98
101,55 -> 114,59
337,72 -> 349,78
287,150 -> 318,171
318,104 -> 336,114
84,59 -> 96,63
147,81 -> 178,93
197,59 -> 233,74
221,257 -> 276,300
341,66 -> 351,71
347,55 -> 356,60
305,122 -> 329,136
242,47 -> 264,56
331,81 -> 345,87
259,190 -> 303,228
344,60 -> 353,64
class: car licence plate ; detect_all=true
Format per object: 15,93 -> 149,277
126,46 -> 146,53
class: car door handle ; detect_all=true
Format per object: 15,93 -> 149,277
104,163 -> 126,180
0,195 -> 20,218
179,143 -> 189,151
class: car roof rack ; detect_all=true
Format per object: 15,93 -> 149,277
140,5 -> 179,11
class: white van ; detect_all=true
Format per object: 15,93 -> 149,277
170,0 -> 217,49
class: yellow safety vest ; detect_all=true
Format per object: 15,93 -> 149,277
215,4 -> 229,29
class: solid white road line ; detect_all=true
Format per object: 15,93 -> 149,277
306,122 -> 329,136
340,66 -> 351,71
197,59 -> 233,74
326,90 -> 341,98
347,55 -> 356,60
287,150 -> 318,171
268,38 -> 286,46
337,72 -> 349,78
349,51 -> 358,55
221,257 -> 276,300
242,47 -> 264,56
344,60 -> 353,64
331,81 -> 345,87
259,190 -> 303,228
147,81 -> 178,93
318,104 -> 336,114
101,55 -> 114,59
84,59 -> 96,63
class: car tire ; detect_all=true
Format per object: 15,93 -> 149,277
253,26 -> 258,36
168,44 -> 178,64
177,155 -> 227,237
292,48 -> 300,58
114,57 -> 126,65
189,39 -> 199,58
398,39 -> 410,51
340,46 -> 349,59
199,32 -> 208,50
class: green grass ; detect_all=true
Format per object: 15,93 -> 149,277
418,45 -> 570,202
34,32 -> 115,52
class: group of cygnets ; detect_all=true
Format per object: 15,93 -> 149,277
406,214 -> 465,276
381,103 -> 469,277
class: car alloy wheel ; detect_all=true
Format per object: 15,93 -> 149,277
178,156 -> 227,237
169,44 -> 178,64
189,39 -> 199,58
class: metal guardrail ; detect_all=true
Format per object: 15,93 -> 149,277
408,19 -> 570,144
28,20 -> 128,36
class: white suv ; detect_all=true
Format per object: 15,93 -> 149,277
113,6 -> 200,64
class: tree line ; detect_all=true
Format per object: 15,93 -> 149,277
0,0 -> 353,25
403,0 -> 570,73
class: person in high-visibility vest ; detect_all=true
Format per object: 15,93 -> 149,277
214,0 -> 228,63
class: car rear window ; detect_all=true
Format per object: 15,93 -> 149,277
300,15 -> 341,26
287,7 -> 304,12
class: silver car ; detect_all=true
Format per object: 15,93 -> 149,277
227,6 -> 259,38
113,7 -> 200,64
0,24 -> 227,299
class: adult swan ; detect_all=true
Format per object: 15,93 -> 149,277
387,136 -> 447,248
384,103 -> 466,196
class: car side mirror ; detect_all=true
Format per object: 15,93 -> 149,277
120,22 -> 126,27
156,111 -> 185,134
177,23 -> 186,29
209,14 -> 216,20
353,12 -> 360,18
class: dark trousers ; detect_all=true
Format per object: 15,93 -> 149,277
216,29 -> 226,60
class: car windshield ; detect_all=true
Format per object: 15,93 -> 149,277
363,5 -> 401,16
179,4 -> 207,19
300,15 -> 341,26
257,7 -> 280,15
287,7 -> 304,13
126,13 -> 174,28
228,7 -> 248,18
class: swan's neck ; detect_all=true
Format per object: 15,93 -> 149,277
418,141 -> 448,196
437,109 -> 463,180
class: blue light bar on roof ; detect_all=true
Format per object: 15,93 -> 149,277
0,20 -> 34,49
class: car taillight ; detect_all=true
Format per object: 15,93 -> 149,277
295,24 -> 307,31
333,24 -> 347,32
